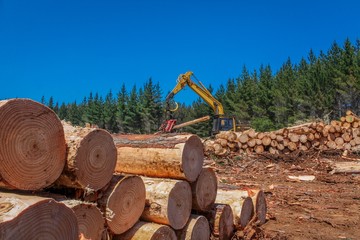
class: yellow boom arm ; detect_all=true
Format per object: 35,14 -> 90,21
166,71 -> 225,116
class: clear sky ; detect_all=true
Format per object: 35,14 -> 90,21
0,0 -> 359,105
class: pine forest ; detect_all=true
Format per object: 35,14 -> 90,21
41,39 -> 360,137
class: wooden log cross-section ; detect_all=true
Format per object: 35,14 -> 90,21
114,221 -> 177,240
61,200 -> 105,240
114,134 -> 204,182
176,214 -> 210,240
190,167 -> 218,212
55,122 -> 117,191
141,177 -> 192,230
0,192 -> 78,239
205,203 -> 234,240
98,175 -> 146,235
0,98 -> 66,190
216,189 -> 254,229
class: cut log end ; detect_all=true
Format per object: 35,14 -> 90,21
182,135 -> 205,182
176,215 -> 210,240
209,204 -> 234,240
168,181 -> 193,229
70,128 -> 117,190
253,190 -> 267,225
103,175 -> 146,234
64,201 -> 105,240
191,167 -> 218,211
0,193 -> 78,239
114,222 -> 177,240
0,98 -> 66,190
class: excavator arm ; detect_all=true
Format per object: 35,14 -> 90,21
165,71 -> 224,115
160,71 -> 236,135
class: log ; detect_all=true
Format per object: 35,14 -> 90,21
216,189 -> 254,229
114,134 -> 204,182
55,122 -> 117,191
98,175 -> 146,234
141,177 -> 192,230
248,190 -> 267,225
172,115 -> 211,130
330,161 -> 360,174
254,145 -> 264,154
61,200 -> 105,240
0,99 -> 66,190
238,133 -> 249,144
191,167 -> 218,211
0,192 -> 78,239
206,203 -> 234,240
176,215 -> 210,240
262,136 -> 271,146
114,221 -> 176,240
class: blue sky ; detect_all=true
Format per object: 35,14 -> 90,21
0,0 -> 359,105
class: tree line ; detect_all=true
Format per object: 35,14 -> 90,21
43,38 -> 360,137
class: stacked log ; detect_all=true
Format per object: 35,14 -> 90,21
114,221 -> 177,240
61,200 -> 105,240
205,111 -> 360,156
97,175 -> 146,235
140,177 -> 192,230
0,99 -> 66,190
113,134 -> 204,182
0,192 -> 78,239
55,121 -> 117,191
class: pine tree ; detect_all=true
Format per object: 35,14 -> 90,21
116,84 -> 128,133
103,90 -> 118,133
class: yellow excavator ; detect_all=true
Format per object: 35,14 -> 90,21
160,71 -> 241,135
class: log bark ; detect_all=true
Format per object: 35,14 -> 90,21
216,190 -> 254,229
0,99 -> 66,190
55,122 -> 117,191
141,177 -> 192,230
0,192 -> 78,239
98,175 -> 146,234
114,134 -> 204,182
191,167 -> 218,211
114,221 -> 176,240
176,215 -> 210,240
205,203 -> 234,240
61,200 -> 105,240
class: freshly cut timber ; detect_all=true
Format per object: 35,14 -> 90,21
141,177 -> 192,230
0,98 -> 66,190
114,222 -> 177,240
0,192 -> 78,239
206,203 -> 234,240
61,200 -> 105,240
216,189 -> 254,229
56,122 -> 117,191
190,167 -> 218,211
176,215 -> 210,240
114,134 -> 204,182
97,175 -> 146,234
248,189 -> 267,225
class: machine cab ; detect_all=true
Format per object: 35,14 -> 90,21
212,117 -> 235,135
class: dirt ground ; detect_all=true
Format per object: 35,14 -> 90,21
210,150 -> 360,240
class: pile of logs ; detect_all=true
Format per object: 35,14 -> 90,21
204,110 -> 360,156
0,98 -> 267,240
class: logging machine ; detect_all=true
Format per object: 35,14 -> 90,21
159,71 -> 242,135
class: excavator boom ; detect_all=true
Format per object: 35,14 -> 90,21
161,71 -> 237,135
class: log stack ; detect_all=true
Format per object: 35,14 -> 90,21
114,133 -> 266,240
1,98 -> 268,240
205,110 -> 360,156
